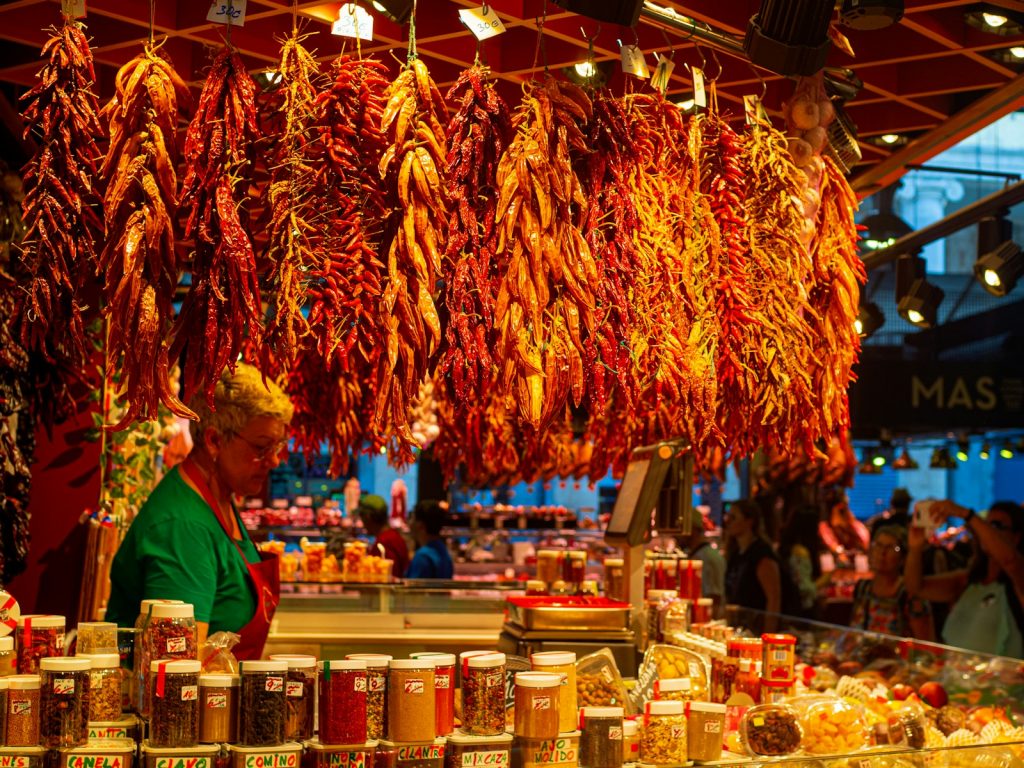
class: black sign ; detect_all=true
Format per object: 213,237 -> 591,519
850,362 -> 1024,435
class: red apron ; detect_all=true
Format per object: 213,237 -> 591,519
180,459 -> 280,660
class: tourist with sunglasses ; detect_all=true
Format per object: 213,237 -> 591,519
905,500 -> 1024,658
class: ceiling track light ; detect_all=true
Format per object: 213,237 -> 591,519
979,443 -> 991,460
369,0 -> 413,24
892,447 -> 919,470
898,277 -> 944,328
966,5 -> 1024,35
744,0 -> 833,77
975,241 -> 1024,297
855,300 -> 885,338
839,0 -> 904,30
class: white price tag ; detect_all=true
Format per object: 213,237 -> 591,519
332,4 -> 373,41
692,66 -> 707,107
61,0 -> 86,18
650,54 -> 675,94
458,6 -> 506,40
206,0 -> 247,27
744,94 -> 769,125
620,44 -> 648,78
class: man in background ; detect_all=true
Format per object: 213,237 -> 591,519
870,488 -> 912,535
406,500 -> 455,579
359,494 -> 409,579
678,505 -> 726,617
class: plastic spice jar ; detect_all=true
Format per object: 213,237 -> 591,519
643,591 -> 676,649
239,660 -> 287,747
269,654 -> 316,742
347,653 -> 392,740
6,674 -> 40,746
16,615 -> 64,675
603,559 -> 625,602
564,551 -> 587,585
579,706 -> 624,768
621,719 -> 638,764
530,652 -> 576,734
75,622 -> 118,656
513,672 -> 560,740
760,634 -> 797,680
412,652 -> 456,737
759,677 -> 796,704
320,659 -> 369,745
0,637 -> 15,677
83,653 -> 122,722
640,700 -> 686,765
149,659 -> 200,748
387,658 -> 436,743
199,673 -> 238,744
653,677 -> 692,702
0,678 -> 7,745
445,730 -> 512,768
39,656 -> 90,749
133,600 -> 182,711
686,701 -> 725,761
536,550 -> 561,584
461,653 -> 505,737
691,598 -> 713,625
142,603 -> 196,718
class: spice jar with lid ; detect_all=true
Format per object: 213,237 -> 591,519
761,634 -> 797,680
603,559 -> 625,602
75,622 -> 118,655
579,706 -> 624,768
691,598 -> 713,625
564,551 -> 586,585
83,653 -> 122,722
530,651 -> 576,734
640,700 -> 686,765
347,653 -> 391,740
686,701 -> 725,761
149,659 -> 200,748
461,653 -> 505,737
16,615 -> 65,674
536,550 -> 561,584
734,659 -> 761,704
621,719 -> 638,764
199,673 -> 238,744
133,600 -> 182,712
412,652 -> 455,737
514,672 -> 561,740
387,658 -> 435,743
0,678 -> 7,744
643,591 -> 676,649
653,677 -> 692,703
269,654 -> 316,742
0,637 -> 15,677
678,560 -> 703,601
142,603 -> 196,717
40,656 -> 90,748
239,660 -> 287,747
6,674 -> 41,747
319,659 -> 368,745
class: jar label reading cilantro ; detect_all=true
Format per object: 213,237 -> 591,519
265,676 -> 284,692
207,693 -> 228,709
533,696 -> 552,710
286,681 -> 304,697
327,753 -> 367,768
403,678 -> 424,695
609,726 -> 623,740
167,637 -> 187,653
181,685 -> 198,701
354,677 -> 367,693
53,677 -> 75,695
11,699 -> 32,715
155,760 -> 210,768
398,744 -> 445,761
461,750 -> 509,767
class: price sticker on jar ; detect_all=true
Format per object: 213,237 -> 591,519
486,672 -> 503,687
671,725 -> 686,739
166,637 -> 187,654
286,681 -> 304,698
369,676 -> 385,692
206,694 -> 227,709
705,720 -> 722,733
609,726 -> 623,740
404,678 -> 425,695
11,699 -> 32,715
265,676 -> 284,693
436,675 -> 451,689
181,685 -> 198,701
533,696 -> 552,710
354,677 -> 367,692
53,678 -> 75,695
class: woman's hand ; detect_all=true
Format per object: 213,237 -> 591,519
907,522 -> 927,552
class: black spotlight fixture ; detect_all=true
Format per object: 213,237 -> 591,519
974,213 -> 1023,296
979,442 -> 992,460
368,0 -> 414,24
892,447 -> 919,470
898,278 -> 944,328
860,185 -> 912,252
965,5 -> 1024,36
551,0 -> 643,26
955,435 -> 970,463
744,0 -> 833,77
839,0 -> 904,30
854,300 -> 884,339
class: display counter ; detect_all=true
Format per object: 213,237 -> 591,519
713,739 -> 1024,768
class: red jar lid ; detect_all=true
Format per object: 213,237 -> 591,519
761,634 -> 796,645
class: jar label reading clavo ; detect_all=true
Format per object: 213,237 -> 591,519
461,750 -> 509,767
327,752 -> 367,768
156,760 -> 210,768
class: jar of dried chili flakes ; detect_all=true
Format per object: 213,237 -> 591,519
319,659 -> 368,746
16,616 -> 65,675
347,653 -> 392,741
141,604 -> 196,718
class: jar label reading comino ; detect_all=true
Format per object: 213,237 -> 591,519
327,752 -> 367,768
242,755 -> 298,768
461,750 -> 509,767
155,759 -> 211,768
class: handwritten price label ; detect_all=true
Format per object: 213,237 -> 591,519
266,676 -> 284,693
458,6 -> 506,40
181,685 -> 198,701
650,54 -> 675,94
620,44 -> 648,78
53,678 -> 75,695
206,0 -> 247,27
332,3 -> 373,40
692,66 -> 707,108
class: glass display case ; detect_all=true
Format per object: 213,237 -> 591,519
715,739 -> 1024,768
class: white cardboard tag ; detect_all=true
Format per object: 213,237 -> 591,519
61,0 -> 86,18
744,94 -> 769,125
650,54 -> 675,94
692,66 -> 707,107
333,3 -> 374,40
620,44 -> 649,78
459,6 -> 505,40
207,0 -> 247,27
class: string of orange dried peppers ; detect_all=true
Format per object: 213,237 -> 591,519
99,41 -> 195,429
174,46 -> 263,405
18,20 -> 104,370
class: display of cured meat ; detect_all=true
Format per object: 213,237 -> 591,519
18,20 -> 104,370
99,41 -> 194,429
494,77 -> 595,430
260,31 -> 322,374
376,57 -> 449,461
174,46 -> 263,405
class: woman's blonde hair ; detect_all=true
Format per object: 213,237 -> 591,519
188,363 -> 294,442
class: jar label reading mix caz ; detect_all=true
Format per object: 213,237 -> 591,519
326,752 -> 366,768
53,678 -> 75,695
398,744 -> 445,761
460,751 -> 509,767
155,760 -> 210,768
530,739 -> 578,764
403,678 -> 424,695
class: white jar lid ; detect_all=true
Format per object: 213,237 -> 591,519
645,590 -> 677,600
40,657 -> 90,672
623,720 -> 638,735
603,558 -> 623,567
568,551 -> 586,560
388,659 -> 433,670
526,581 -> 546,591
531,651 -> 576,667
411,652 -> 456,666
658,678 -> 692,691
17,614 -> 64,628
0,637 -> 13,651
688,701 -> 726,714
466,653 -> 505,668
82,653 -> 121,668
581,707 -> 624,718
139,599 -> 183,613
269,654 -> 317,669
151,660 -> 201,674
447,731 -> 513,746
150,604 -> 195,619
79,621 -> 117,630
646,700 -> 684,716
346,654 -> 392,668
200,674 -> 240,687
514,672 -> 561,688
0,678 -> 8,690
8,674 -> 40,690
320,660 -> 367,672
240,660 -> 287,673
696,598 -> 713,606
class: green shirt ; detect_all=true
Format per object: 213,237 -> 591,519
105,466 -> 260,633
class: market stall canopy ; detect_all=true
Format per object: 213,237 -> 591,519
0,0 -> 1023,193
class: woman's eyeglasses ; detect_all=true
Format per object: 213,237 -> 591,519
987,519 -> 1012,532
231,432 -> 289,462
870,541 -> 902,554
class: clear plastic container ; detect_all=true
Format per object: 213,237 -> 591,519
0,746 -> 45,767
142,603 -> 196,718
306,739 -> 380,768
347,653 -> 392,740
320,659 -> 369,745
530,652 -> 576,734
564,551 -> 586,585
739,703 -> 802,756
643,591 -> 676,649
886,707 -> 927,749
150,659 -> 200,748
412,652 -> 456,737
388,658 -> 435,742
378,739 -> 447,768
134,599 -> 183,713
461,653 -> 505,737
575,649 -> 630,711
602,559 -> 625,602
759,677 -> 796,704
686,701 -> 725,761
227,742 -> 304,768
239,660 -> 287,747
733,659 -> 761,704
639,700 -> 685,765
40,656 -> 90,748
653,677 -> 692,702
800,697 -> 869,755
536,551 -> 561,584
16,615 -> 64,675
270,654 -> 316,743
6,674 -> 40,746
76,621 -> 119,655
621,719 -> 638,764
760,634 -> 797,680
55,738 -> 136,766
141,741 -> 222,768
579,706 -> 623,768
518,730 -> 580,768
199,673 -> 238,744
83,652 -> 123,722
445,731 -> 512,768
0,637 -> 17,677
514,672 -> 561,740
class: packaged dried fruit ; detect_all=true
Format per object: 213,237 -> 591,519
800,698 -> 869,755
575,649 -> 631,712
739,704 -> 803,756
